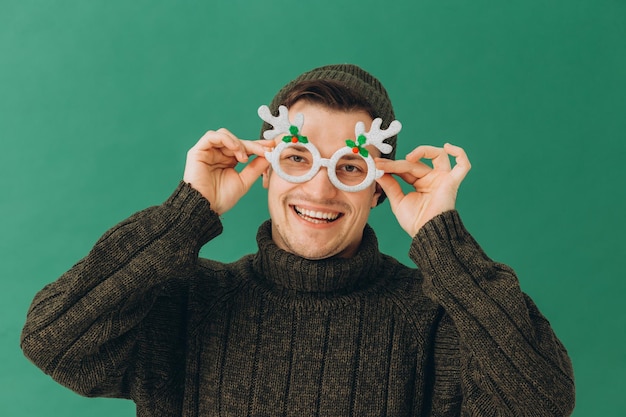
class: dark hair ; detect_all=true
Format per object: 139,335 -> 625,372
280,79 -> 378,119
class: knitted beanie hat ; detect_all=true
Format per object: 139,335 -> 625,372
262,64 -> 398,161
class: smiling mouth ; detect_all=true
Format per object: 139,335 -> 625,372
293,205 -> 342,224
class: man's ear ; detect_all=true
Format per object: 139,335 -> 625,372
262,166 -> 271,189
371,183 -> 383,208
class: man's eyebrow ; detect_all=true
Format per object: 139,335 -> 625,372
289,145 -> 309,152
340,154 -> 366,161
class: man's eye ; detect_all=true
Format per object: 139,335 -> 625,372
289,155 -> 305,163
339,164 -> 363,173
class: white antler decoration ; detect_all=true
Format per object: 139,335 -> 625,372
354,118 -> 401,155
258,105 -> 304,140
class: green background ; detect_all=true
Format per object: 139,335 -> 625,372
2,0 -> 624,415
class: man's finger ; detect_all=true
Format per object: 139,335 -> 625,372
193,130 -> 236,151
444,143 -> 472,183
375,158 -> 431,179
242,139 -> 274,158
406,145 -> 452,171
216,128 -> 252,162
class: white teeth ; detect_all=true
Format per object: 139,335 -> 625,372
294,206 -> 340,222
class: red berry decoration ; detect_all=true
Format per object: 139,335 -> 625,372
345,135 -> 370,158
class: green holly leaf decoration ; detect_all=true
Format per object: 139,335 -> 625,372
345,137 -> 369,157
283,126 -> 308,144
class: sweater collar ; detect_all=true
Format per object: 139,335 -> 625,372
252,220 -> 383,293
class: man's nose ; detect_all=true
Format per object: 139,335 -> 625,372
301,165 -> 338,199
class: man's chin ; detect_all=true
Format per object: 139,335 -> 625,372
272,222 -> 358,260
287,243 -> 336,260
273,233 -> 331,259
285,237 -> 357,260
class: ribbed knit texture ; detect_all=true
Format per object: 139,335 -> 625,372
21,182 -> 575,416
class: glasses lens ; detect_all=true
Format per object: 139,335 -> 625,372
278,145 -> 315,179
334,154 -> 369,186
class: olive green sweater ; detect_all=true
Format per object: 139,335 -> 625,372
21,182 -> 575,416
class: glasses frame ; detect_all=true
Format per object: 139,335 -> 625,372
265,140 -> 383,192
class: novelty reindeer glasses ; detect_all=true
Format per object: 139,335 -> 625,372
258,105 -> 402,192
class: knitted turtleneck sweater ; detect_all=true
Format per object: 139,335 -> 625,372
21,183 -> 575,416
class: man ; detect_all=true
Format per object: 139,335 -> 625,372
21,64 -> 575,416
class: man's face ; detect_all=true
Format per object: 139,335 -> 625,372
263,100 -> 381,260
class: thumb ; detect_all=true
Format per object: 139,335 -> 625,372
376,174 -> 405,212
238,156 -> 271,192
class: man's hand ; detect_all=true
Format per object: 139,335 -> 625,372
375,143 -> 471,237
183,128 -> 272,215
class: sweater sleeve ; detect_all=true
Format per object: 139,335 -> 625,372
409,211 -> 575,416
20,182 -> 223,398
